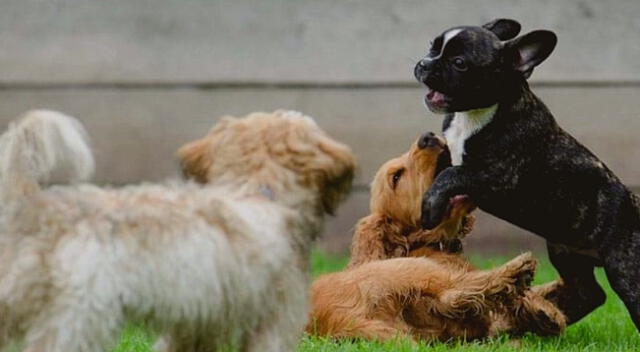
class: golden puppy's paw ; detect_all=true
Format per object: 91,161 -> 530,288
519,292 -> 567,335
503,252 -> 537,293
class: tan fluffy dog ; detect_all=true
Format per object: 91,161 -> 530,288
0,110 -> 354,352
307,133 -> 566,342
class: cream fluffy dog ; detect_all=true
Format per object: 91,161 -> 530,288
0,110 -> 355,352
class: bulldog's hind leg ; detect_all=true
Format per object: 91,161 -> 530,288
602,234 -> 640,331
545,242 -> 605,325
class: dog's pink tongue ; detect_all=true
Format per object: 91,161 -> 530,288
427,90 -> 446,104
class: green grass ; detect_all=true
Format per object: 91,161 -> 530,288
114,251 -> 640,352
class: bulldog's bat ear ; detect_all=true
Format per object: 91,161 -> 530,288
506,30 -> 557,79
482,18 -> 521,40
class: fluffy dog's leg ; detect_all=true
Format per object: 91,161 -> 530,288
240,268 -> 309,352
0,110 -> 94,208
242,304 -> 306,352
241,321 -> 299,352
23,304 -> 123,352
153,333 -> 216,352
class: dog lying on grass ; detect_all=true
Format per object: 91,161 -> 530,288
306,132 -> 566,342
0,110 -> 354,352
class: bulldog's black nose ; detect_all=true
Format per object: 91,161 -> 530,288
418,132 -> 442,149
414,59 -> 432,83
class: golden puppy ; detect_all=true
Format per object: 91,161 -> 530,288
307,132 -> 566,342
348,132 -> 475,268
0,110 -> 354,352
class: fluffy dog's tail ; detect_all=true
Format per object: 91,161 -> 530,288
0,110 -> 94,205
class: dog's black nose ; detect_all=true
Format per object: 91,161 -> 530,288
415,59 -> 432,83
418,132 -> 442,149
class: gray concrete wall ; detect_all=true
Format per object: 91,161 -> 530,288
1,0 -> 639,83
1,0 -> 639,254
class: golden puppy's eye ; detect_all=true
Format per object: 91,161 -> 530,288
391,168 -> 404,189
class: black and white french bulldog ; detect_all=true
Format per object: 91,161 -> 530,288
415,18 -> 640,330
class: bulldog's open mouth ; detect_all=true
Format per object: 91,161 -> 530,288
425,88 -> 451,111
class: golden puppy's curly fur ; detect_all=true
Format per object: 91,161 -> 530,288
0,110 -> 354,352
307,133 -> 566,342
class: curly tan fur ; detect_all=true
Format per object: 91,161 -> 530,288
0,110 -> 355,352
307,134 -> 566,342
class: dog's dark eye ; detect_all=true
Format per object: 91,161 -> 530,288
452,57 -> 467,71
391,168 -> 404,189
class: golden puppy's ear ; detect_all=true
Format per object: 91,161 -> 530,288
347,213 -> 406,268
177,137 -> 213,183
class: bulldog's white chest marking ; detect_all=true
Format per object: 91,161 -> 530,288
444,104 -> 498,166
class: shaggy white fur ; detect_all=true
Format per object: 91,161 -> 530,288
0,110 -> 355,352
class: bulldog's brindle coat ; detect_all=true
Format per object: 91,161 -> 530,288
415,19 -> 640,330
